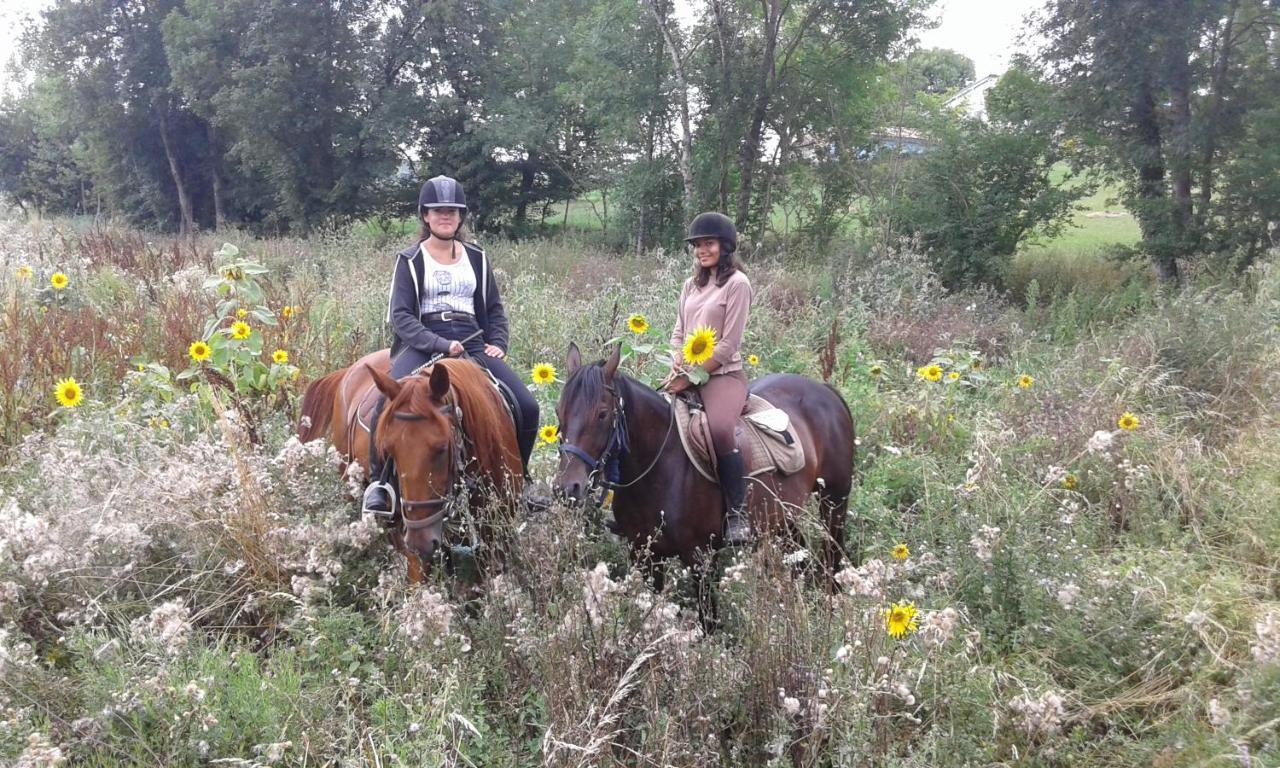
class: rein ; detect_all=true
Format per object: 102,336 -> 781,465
559,380 -> 676,497
388,399 -> 468,534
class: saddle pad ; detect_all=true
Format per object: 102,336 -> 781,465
670,393 -> 806,482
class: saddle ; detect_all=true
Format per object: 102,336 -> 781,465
670,393 -> 805,482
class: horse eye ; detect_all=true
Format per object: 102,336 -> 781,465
596,410 -> 608,420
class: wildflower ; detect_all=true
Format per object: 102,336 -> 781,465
1017,374 -> 1034,389
885,600 -> 919,639
970,358 -> 982,370
50,272 -> 69,290
539,424 -> 559,445
1060,472 -> 1078,490
1117,412 -> 1140,431
1087,429 -> 1116,455
748,354 -> 759,366
683,326 -> 717,365
236,308 -> 248,319
947,371 -> 960,382
869,364 -> 883,377
229,321 -> 251,340
188,340 -> 211,363
1008,691 -> 1065,737
916,364 -> 943,382
16,265 -> 33,280
919,607 -> 959,649
54,377 -> 83,408
626,313 -> 649,334
891,543 -> 910,561
272,349 -> 288,364
531,363 -> 556,385
971,525 -> 1000,562
281,305 -> 295,319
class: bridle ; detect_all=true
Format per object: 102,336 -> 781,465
558,379 -> 675,502
388,400 -> 468,535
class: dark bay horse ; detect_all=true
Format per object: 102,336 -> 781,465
555,343 -> 855,595
298,350 -> 523,582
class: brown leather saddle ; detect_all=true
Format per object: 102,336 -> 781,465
670,392 -> 805,482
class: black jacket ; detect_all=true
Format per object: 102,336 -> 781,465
386,241 -> 510,359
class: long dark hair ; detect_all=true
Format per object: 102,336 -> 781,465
692,240 -> 743,288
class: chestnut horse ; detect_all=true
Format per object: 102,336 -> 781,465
298,350 -> 522,582
556,343 -> 855,613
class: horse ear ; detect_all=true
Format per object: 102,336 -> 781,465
566,342 -> 582,373
366,364 -> 402,401
602,342 -> 621,384
429,363 -> 451,401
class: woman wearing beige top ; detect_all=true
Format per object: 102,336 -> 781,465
666,212 -> 754,545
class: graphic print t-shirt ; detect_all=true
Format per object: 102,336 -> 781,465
419,247 -> 477,316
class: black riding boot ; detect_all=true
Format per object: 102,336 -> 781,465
361,395 -> 394,517
716,449 -> 751,545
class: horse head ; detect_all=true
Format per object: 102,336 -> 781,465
555,342 -> 626,504
366,363 -> 460,568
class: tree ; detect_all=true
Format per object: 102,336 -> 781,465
1036,0 -> 1280,282
902,48 -> 975,94
894,68 -> 1089,288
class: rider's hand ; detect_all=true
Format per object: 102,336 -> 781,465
483,344 -> 505,359
448,340 -> 465,357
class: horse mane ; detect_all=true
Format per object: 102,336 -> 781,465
376,358 -> 522,493
563,359 -> 663,413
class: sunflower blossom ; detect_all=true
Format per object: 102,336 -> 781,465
947,371 -> 960,382
891,543 -> 910,561
885,601 -> 919,639
188,340 -> 211,363
917,364 -> 942,382
272,349 -> 289,364
747,354 -> 759,366
281,305 -> 295,319
683,326 -> 717,366
1118,412 -> 1140,431
1061,473 -> 1078,490
50,272 -> 69,290
236,308 -> 248,319
54,377 -> 83,408
869,364 -> 883,377
539,424 -> 559,444
627,313 -> 649,334
229,321 -> 251,340
531,363 -> 556,385
1017,374 -> 1034,389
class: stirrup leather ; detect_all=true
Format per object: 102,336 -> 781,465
362,481 -> 398,520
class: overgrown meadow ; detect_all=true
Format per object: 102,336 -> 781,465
1,219 -> 1278,767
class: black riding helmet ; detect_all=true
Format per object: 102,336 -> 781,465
419,175 -> 467,239
684,211 -> 737,255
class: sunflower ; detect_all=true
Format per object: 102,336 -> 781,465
748,354 -> 759,366
229,321 -> 251,340
50,272 -> 69,291
683,326 -> 717,366
1061,472 -> 1079,490
1118,412 -> 1140,431
884,601 -> 919,639
539,424 -> 560,444
917,364 -> 942,382
54,377 -> 83,408
272,349 -> 288,364
236,308 -> 248,319
281,305 -> 295,319
1017,374 -> 1034,389
869,364 -> 883,377
188,340 -> 211,363
627,313 -> 649,334
531,363 -> 556,385
16,265 -> 33,280
891,543 -> 910,561
947,371 -> 960,382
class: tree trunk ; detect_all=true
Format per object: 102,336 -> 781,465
712,0 -> 733,211
515,158 -> 536,226
736,0 -> 781,230
1165,0 -> 1195,256
645,0 -> 695,221
1131,78 -> 1180,284
207,121 -> 227,231
1199,2 -> 1238,222
158,108 -> 195,237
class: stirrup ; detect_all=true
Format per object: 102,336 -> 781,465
722,511 -> 752,546
362,481 -> 398,520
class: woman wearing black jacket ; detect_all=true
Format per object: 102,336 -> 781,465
363,175 -> 539,514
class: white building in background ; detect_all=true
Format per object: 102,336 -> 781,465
942,74 -> 999,121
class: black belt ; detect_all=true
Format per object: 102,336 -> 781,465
423,310 -> 475,324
